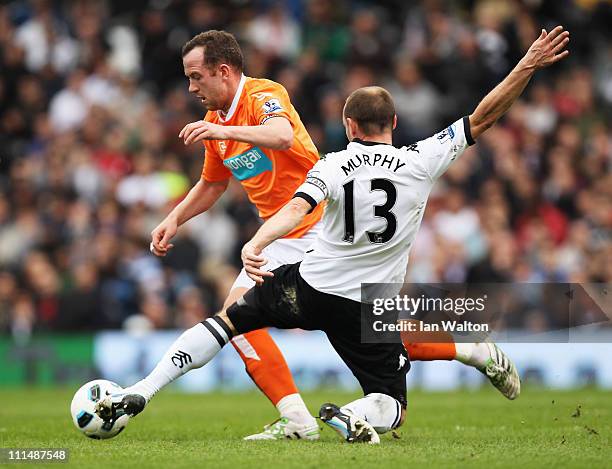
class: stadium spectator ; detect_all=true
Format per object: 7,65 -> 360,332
245,1 -> 301,62
386,60 -> 443,141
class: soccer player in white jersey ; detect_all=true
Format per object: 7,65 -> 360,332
96,26 -> 569,443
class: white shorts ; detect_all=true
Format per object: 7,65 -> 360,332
231,221 -> 322,291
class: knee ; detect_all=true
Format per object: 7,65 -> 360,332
216,310 -> 237,335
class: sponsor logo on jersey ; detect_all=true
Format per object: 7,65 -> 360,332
262,98 -> 283,114
223,147 -> 273,181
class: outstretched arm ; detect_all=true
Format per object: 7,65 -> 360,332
241,197 -> 312,285
469,26 -> 570,140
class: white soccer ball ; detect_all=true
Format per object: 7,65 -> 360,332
70,379 -> 130,439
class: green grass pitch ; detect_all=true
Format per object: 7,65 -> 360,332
0,388 -> 610,468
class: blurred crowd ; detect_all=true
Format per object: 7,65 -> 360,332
0,0 -> 610,338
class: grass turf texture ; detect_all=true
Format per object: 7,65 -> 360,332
0,388 -> 610,468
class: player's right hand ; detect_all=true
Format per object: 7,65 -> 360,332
179,120 -> 228,145
523,25 -> 570,69
150,218 -> 177,257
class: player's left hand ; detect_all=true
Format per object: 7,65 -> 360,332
241,243 -> 273,286
179,120 -> 229,145
523,25 -> 570,69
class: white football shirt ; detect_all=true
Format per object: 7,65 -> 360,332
295,117 -> 475,302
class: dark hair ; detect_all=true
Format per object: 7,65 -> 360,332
343,86 -> 395,135
182,30 -> 244,73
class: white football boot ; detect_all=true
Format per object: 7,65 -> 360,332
243,417 -> 320,441
319,403 -> 380,444
481,342 -> 521,400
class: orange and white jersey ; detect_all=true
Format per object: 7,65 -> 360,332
201,75 -> 323,239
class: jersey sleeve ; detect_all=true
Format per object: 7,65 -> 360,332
248,82 -> 294,126
412,116 -> 475,181
293,157 -> 338,211
201,141 -> 232,182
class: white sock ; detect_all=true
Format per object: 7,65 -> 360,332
341,393 -> 402,434
126,318 -> 232,401
455,342 -> 491,368
276,393 -> 315,425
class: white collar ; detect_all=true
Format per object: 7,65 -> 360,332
217,74 -> 246,123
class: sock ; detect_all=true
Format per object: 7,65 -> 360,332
341,393 -> 402,434
454,342 -> 491,369
404,342 -> 457,361
401,322 -> 457,361
126,317 -> 233,401
231,328 -> 300,406
400,318 -> 492,366
276,393 -> 316,426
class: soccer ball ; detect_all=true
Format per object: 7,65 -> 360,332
70,379 -> 130,439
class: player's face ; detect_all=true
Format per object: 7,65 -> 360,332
183,48 -> 228,111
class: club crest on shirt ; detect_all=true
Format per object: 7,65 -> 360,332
262,98 -> 283,114
218,141 -> 227,156
405,143 -> 419,153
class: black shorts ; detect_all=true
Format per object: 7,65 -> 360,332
226,262 -> 410,408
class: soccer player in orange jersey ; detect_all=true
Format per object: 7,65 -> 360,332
149,30 -> 322,440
